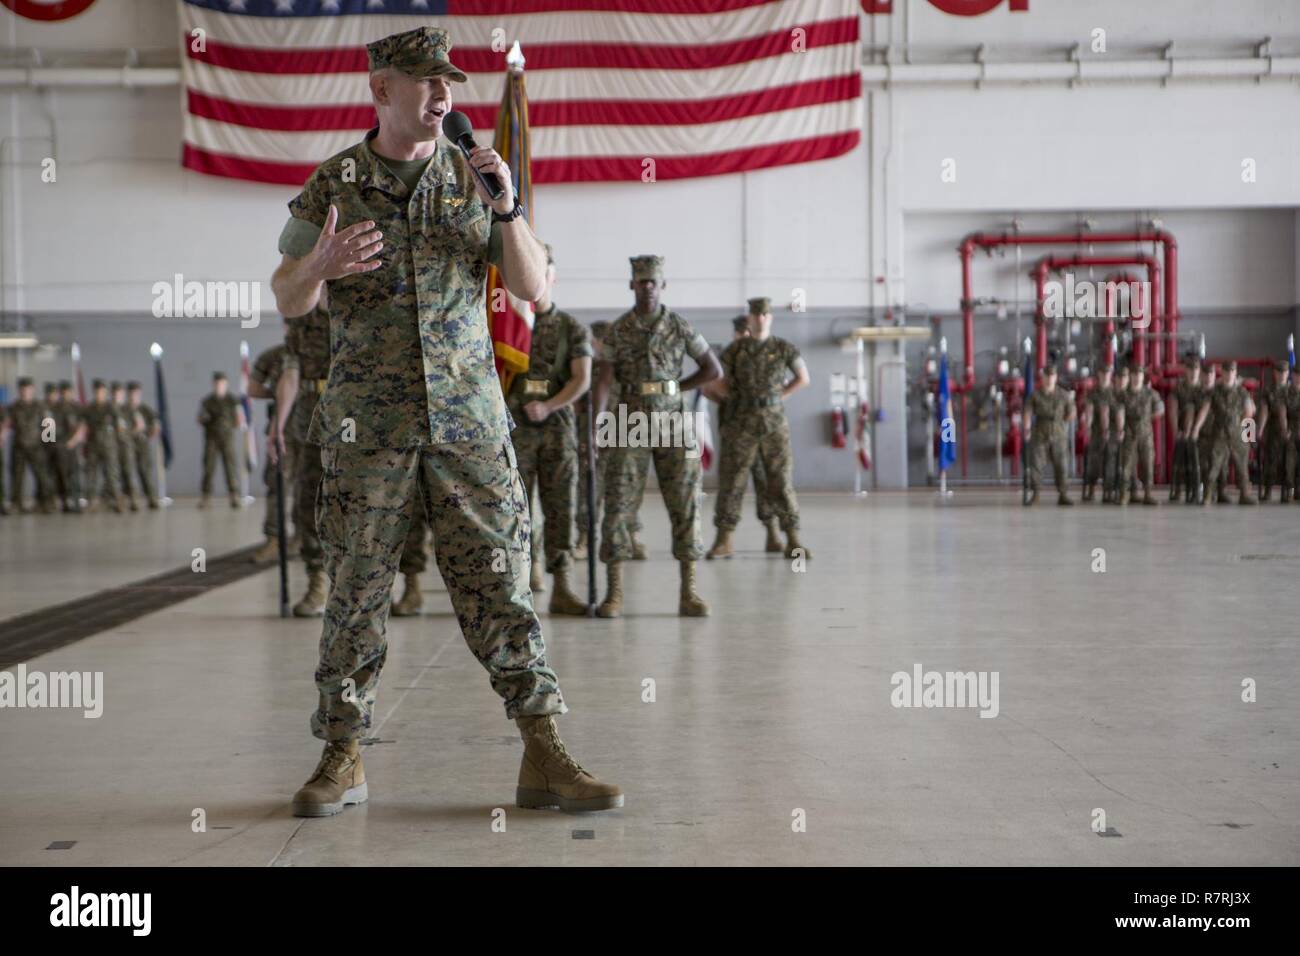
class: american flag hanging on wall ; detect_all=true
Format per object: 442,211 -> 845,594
177,0 -> 863,186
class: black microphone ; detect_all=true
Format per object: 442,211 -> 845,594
442,110 -> 505,202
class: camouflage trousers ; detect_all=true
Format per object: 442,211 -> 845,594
261,437 -> 296,537
577,442 -> 644,545
1260,433 -> 1287,493
117,439 -> 137,500
9,443 -> 53,505
1083,432 -> 1116,491
1170,437 -> 1200,499
132,438 -> 158,503
1198,432 -> 1223,500
1028,432 -> 1069,494
398,474 -> 431,575
310,441 -> 565,741
1285,436 -> 1300,491
1204,438 -> 1251,495
1121,432 -> 1156,492
600,440 -> 702,563
714,412 -> 798,531
47,445 -> 82,504
201,434 -> 239,495
513,420 -> 578,573
294,441 -> 326,574
84,440 -> 121,501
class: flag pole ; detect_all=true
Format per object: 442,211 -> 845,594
150,343 -> 172,507
1022,337 -> 1033,506
585,391 -> 597,617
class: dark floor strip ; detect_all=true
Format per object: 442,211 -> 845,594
0,545 -> 268,668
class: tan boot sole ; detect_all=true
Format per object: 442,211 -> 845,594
292,602 -> 326,618
516,786 -> 624,813
292,781 -> 368,818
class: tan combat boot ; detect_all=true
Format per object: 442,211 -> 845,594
706,528 -> 734,560
229,493 -> 240,509
514,715 -> 623,813
572,529 -> 588,560
250,537 -> 280,564
198,494 -> 210,510
596,562 -> 623,618
631,531 -> 647,560
108,494 -> 125,514
1239,491 -> 1258,505
548,564 -> 588,616
764,518 -> 783,552
390,572 -> 423,617
1025,488 -> 1039,506
530,560 -> 546,593
1141,492 -> 1158,505
291,740 -> 367,817
293,570 -> 330,618
1058,493 -> 1075,506
783,530 -> 811,559
679,560 -> 710,617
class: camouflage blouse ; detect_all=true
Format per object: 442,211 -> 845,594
279,129 -> 507,449
602,305 -> 709,412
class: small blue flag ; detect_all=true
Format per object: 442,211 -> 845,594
937,353 -> 956,473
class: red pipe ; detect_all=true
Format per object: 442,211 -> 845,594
960,229 -> 1180,386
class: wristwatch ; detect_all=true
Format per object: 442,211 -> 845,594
492,199 -> 524,224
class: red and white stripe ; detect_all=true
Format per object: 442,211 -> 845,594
178,0 -> 863,185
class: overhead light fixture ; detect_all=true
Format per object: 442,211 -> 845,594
0,333 -> 39,349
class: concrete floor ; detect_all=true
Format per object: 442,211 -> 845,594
1,490 -> 1297,866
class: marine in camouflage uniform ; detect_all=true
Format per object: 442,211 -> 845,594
496,246 -> 592,615
111,382 -> 140,511
1194,363 -> 1224,504
41,383 -> 65,507
707,297 -> 811,554
82,379 -> 125,513
197,372 -> 242,508
594,255 -> 722,619
1257,360 -> 1290,502
575,320 -> 648,562
273,27 -> 620,817
250,345 -> 294,560
1283,372 -> 1300,503
275,305 -> 333,616
6,377 -> 55,513
1169,357 -> 1202,503
1081,366 -> 1117,502
1024,364 -> 1076,506
126,381 -> 160,509
705,315 -> 783,549
1117,364 -> 1164,505
51,381 -> 86,512
1195,361 -> 1257,505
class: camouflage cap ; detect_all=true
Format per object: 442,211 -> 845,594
213,371 -> 227,381
58,380 -> 72,390
127,380 -> 143,390
630,255 -> 664,282
43,381 -> 57,392
17,376 -> 33,387
110,381 -> 123,391
92,378 -> 106,390
732,315 -> 749,333
1274,359 -> 1290,372
747,297 -> 772,315
366,27 -> 468,83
